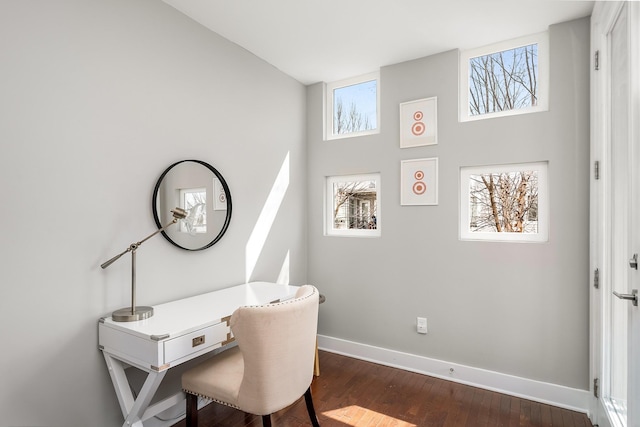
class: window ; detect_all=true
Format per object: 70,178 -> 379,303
460,162 -> 548,242
180,188 -> 207,234
326,173 -> 380,237
459,32 -> 549,122
326,72 -> 379,140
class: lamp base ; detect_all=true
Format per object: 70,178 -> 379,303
112,306 -> 154,322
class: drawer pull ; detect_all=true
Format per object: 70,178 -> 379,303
192,335 -> 205,347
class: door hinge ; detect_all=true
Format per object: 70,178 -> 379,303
594,268 -> 599,289
594,377 -> 599,398
594,160 -> 600,180
595,50 -> 600,70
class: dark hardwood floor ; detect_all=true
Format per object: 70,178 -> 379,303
171,350 -> 593,427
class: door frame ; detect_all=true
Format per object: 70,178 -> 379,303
589,5 -> 613,426
590,2 -> 640,426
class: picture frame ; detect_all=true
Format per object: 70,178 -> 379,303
213,178 -> 227,211
399,97 -> 437,148
401,158 -> 438,206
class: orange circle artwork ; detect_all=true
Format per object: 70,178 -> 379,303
413,181 -> 426,195
411,122 -> 425,136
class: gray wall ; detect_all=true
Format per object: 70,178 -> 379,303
0,1 -> 590,424
0,1 -> 306,426
308,17 -> 590,390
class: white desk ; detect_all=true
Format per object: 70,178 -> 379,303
98,282 -> 299,427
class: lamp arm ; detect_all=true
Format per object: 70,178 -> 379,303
100,247 -> 132,269
100,218 -> 178,269
136,218 -> 178,247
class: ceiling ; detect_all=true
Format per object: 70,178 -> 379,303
162,0 -> 594,85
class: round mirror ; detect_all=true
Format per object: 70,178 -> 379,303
152,160 -> 232,251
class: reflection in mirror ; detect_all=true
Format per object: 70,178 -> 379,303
153,160 -> 232,251
181,188 -> 206,234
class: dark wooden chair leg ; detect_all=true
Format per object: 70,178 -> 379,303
304,387 -> 321,427
261,414 -> 272,427
186,392 -> 198,427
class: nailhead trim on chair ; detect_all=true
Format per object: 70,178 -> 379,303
241,285 -> 317,310
182,390 -> 243,411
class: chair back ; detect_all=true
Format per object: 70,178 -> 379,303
229,285 -> 319,415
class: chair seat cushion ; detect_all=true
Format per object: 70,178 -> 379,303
182,346 -> 244,407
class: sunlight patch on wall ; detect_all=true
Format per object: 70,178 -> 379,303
322,405 -> 416,426
276,250 -> 290,285
245,152 -> 289,282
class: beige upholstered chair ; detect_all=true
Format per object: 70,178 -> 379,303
182,285 -> 321,427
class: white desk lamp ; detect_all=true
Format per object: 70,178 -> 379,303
101,207 -> 188,322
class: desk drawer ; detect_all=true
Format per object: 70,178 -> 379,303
164,322 -> 229,364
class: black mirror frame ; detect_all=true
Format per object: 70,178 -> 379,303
152,159 -> 232,251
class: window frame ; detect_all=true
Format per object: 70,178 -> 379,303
325,72 -> 380,140
459,32 -> 549,122
325,173 -> 381,237
459,161 -> 549,242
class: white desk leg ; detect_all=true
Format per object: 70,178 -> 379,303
103,352 -> 167,427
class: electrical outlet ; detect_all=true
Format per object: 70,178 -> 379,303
417,317 -> 427,334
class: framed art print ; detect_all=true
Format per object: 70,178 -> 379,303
400,97 -> 437,148
401,158 -> 438,205
214,178 -> 227,211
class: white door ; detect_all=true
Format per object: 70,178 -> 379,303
591,2 -> 640,427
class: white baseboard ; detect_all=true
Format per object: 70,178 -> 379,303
317,334 -> 590,414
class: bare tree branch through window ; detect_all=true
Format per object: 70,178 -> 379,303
334,98 -> 373,134
469,43 -> 538,116
469,171 -> 539,233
